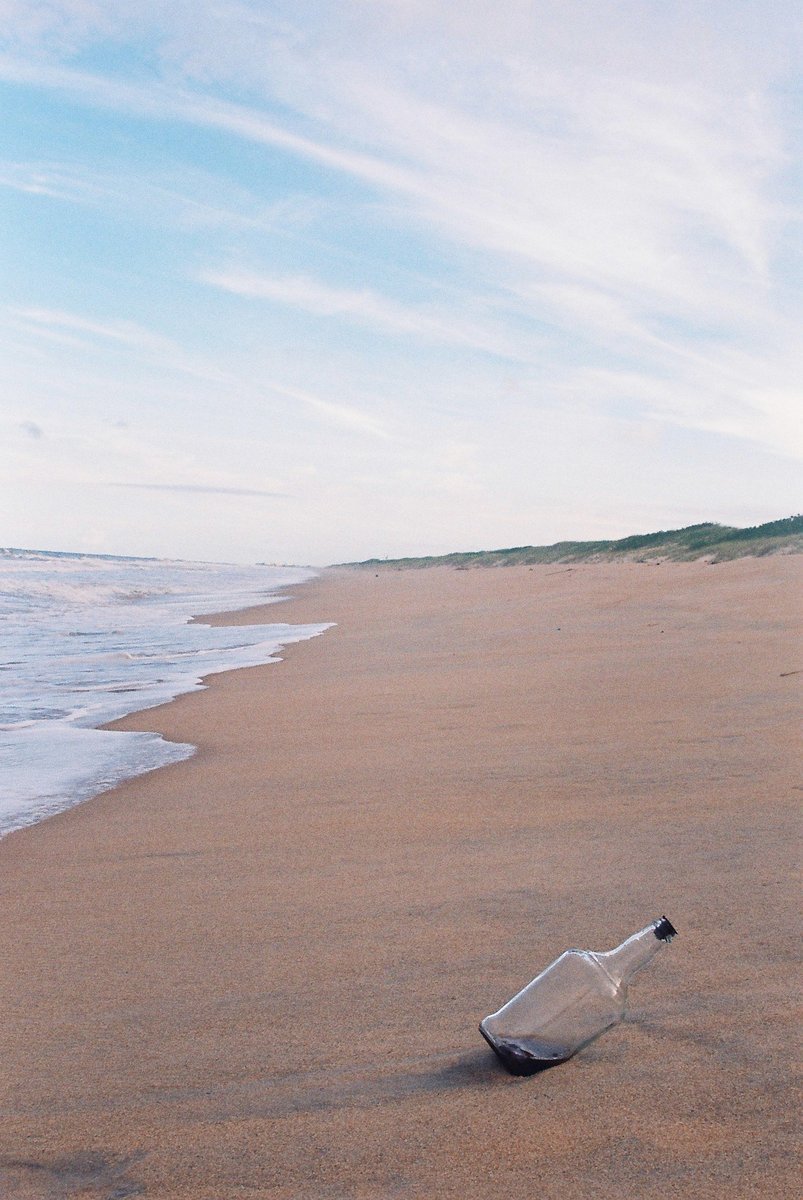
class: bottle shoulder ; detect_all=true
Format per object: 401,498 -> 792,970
543,948 -> 620,988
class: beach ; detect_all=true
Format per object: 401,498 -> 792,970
0,557 -> 799,1198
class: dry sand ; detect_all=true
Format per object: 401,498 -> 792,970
0,558 -> 800,1199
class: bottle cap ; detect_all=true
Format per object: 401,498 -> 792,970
653,915 -> 677,941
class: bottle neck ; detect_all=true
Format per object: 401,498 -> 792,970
594,922 -> 667,988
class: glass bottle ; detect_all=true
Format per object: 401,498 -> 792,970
479,916 -> 677,1075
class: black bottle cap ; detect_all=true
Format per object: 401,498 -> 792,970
653,915 -> 678,941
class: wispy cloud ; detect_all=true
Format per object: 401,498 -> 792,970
0,53 -> 422,195
14,306 -> 176,350
0,156 -> 323,239
0,36 -> 791,338
264,380 -> 391,440
1,305 -> 392,445
199,269 -> 537,361
8,306 -> 229,383
0,161 -> 80,200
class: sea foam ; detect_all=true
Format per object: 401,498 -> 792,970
0,551 -> 330,837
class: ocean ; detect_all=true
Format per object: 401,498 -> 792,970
0,549 -> 330,838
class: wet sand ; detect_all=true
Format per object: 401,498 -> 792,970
0,557 -> 800,1199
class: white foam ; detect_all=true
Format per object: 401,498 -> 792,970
0,723 -> 195,836
0,552 -> 332,837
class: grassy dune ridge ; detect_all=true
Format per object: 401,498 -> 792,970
342,514 -> 803,569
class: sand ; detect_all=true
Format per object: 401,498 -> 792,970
0,557 -> 800,1199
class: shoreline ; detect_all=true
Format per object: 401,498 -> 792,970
0,570 -> 331,845
0,558 -> 799,1198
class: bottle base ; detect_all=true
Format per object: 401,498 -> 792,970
479,1022 -> 570,1076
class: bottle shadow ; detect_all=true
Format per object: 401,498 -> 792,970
403,1047 -> 510,1093
244,1048 -> 532,1121
24,1047 -> 534,1129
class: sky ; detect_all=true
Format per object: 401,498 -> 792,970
0,1 -> 801,566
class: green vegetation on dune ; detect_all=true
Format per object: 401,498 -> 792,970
340,515 -> 803,569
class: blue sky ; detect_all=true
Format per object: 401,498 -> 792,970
1,1 -> 800,565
